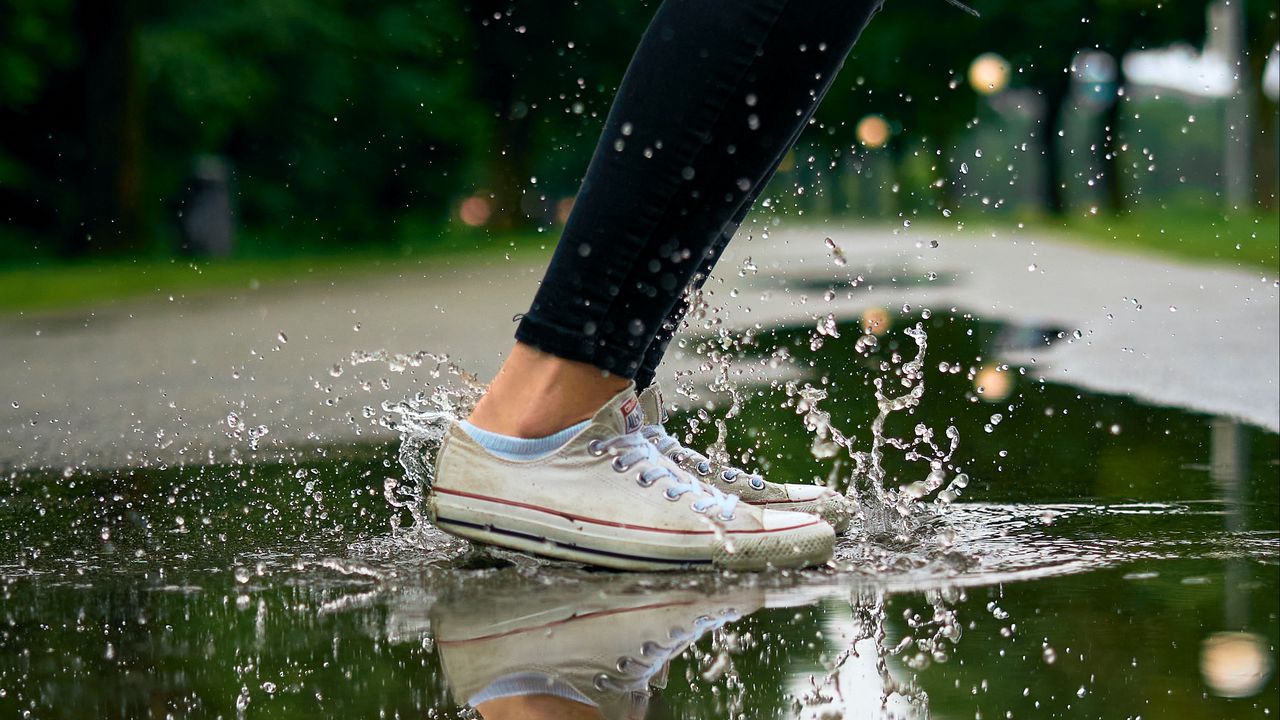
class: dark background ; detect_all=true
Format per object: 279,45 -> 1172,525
1,0 -> 1276,265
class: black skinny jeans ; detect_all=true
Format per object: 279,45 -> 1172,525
515,0 -> 885,388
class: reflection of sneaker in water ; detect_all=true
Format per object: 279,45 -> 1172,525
428,385 -> 834,571
637,383 -> 853,533
430,577 -> 765,720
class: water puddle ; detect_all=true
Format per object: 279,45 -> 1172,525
1,310 -> 1276,718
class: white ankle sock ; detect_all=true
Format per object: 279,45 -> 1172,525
458,420 -> 590,461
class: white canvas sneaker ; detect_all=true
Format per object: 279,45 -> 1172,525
428,385 -> 835,571
637,383 -> 853,533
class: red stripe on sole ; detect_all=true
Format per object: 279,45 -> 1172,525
433,486 -> 822,535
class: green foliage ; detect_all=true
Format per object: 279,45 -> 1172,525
137,0 -> 486,252
0,0 -> 1274,265
0,0 -> 75,109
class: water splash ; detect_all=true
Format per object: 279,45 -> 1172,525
352,350 -> 484,543
786,321 -> 963,536
797,589 -> 932,718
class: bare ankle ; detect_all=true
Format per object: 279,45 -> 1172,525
468,343 -> 629,438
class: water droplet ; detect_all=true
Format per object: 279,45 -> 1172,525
959,162 -> 970,174
824,237 -> 848,266
276,331 -> 288,344
815,313 -> 841,339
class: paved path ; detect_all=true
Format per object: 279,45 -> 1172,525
3,223 -> 1276,470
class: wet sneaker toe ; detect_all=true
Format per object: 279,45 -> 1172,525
638,382 -> 853,533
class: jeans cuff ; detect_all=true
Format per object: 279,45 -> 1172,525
515,313 -> 642,378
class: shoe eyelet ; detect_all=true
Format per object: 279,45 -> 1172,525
611,456 -> 631,472
749,477 -> 766,490
718,512 -> 736,522
695,462 -> 711,476
636,471 -> 656,488
672,452 -> 686,463
588,440 -> 607,456
720,470 -> 736,483
663,488 -> 681,501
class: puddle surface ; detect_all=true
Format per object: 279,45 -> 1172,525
1,312 -> 1276,719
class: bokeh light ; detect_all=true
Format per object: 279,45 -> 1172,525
1201,632 -> 1273,698
862,307 -> 891,335
974,364 -> 1014,402
556,197 -> 576,225
856,114 -> 891,149
458,196 -> 492,227
968,52 -> 1011,95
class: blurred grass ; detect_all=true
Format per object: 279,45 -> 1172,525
1044,207 -> 1279,270
2,208 -> 1275,313
0,228 -> 557,313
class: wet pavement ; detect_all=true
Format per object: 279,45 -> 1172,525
2,223 -> 1276,471
1,224 -> 1277,719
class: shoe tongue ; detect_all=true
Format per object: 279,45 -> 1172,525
592,385 -> 645,435
637,382 -> 669,425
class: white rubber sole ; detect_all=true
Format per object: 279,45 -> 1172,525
427,487 -> 834,572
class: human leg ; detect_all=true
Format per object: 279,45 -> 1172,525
442,0 -> 886,569
515,0 -> 885,396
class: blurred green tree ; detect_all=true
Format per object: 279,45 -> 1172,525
0,0 -> 1273,261
815,0 -> 1213,214
0,0 -> 79,255
457,0 -> 649,230
139,0 -> 487,253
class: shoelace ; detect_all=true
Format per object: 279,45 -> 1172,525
595,608 -> 744,693
589,432 -> 740,520
640,424 -> 768,492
